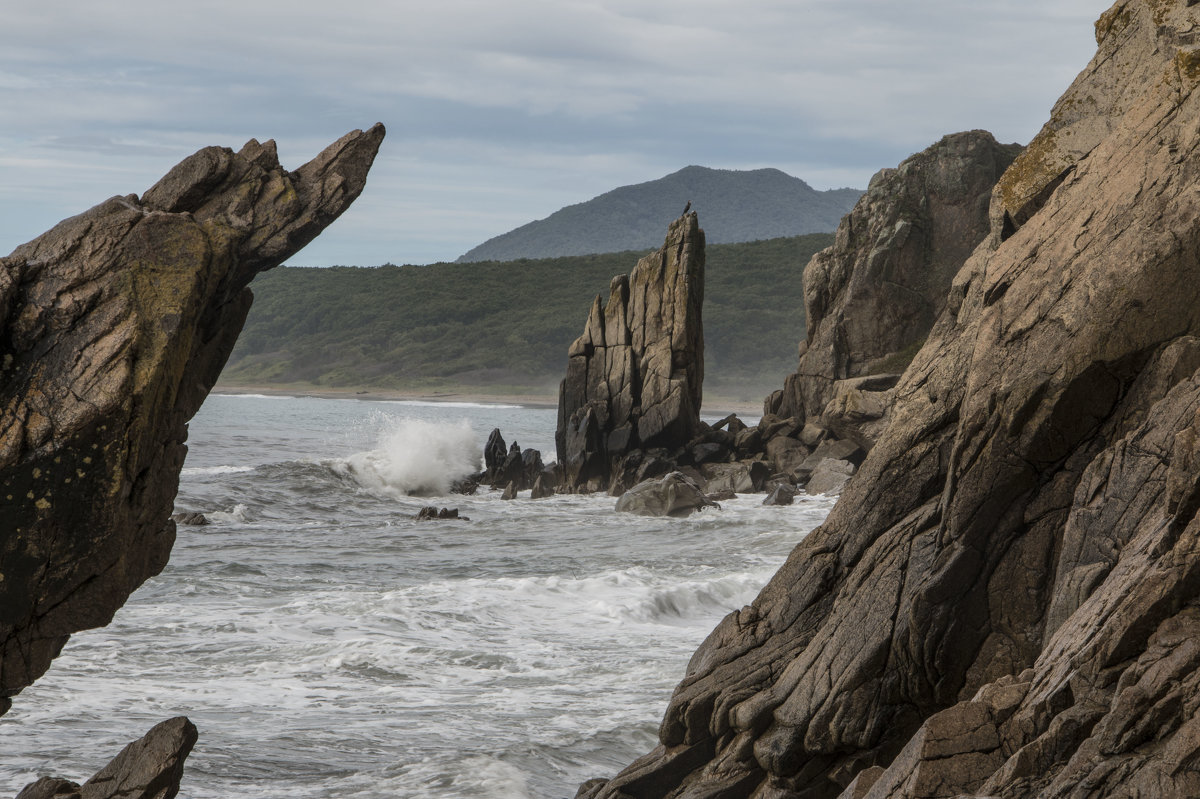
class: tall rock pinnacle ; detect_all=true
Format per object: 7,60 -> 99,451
556,211 -> 705,492
0,124 -> 385,713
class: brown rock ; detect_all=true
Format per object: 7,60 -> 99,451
556,213 -> 704,491
0,125 -> 384,711
585,4 -> 1200,797
20,717 -> 198,799
767,130 -> 1021,443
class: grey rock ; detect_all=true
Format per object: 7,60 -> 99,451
170,512 -> 208,527
804,458 -> 856,496
615,472 -> 716,517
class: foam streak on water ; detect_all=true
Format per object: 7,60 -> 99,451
0,396 -> 834,798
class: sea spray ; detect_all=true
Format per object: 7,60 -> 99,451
340,417 -> 481,496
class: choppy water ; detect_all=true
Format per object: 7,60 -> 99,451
0,395 -> 833,798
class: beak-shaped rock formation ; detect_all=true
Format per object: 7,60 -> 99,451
0,124 -> 385,713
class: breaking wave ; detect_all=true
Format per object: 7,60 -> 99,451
335,418 -> 481,497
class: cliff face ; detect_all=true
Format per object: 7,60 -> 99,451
767,131 -> 1020,433
583,2 -> 1200,797
556,212 -> 705,492
0,125 -> 384,714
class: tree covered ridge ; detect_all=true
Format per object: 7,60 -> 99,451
457,165 -> 858,262
223,233 -> 832,400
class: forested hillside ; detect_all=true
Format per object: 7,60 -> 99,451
222,233 -> 832,400
457,166 -> 858,262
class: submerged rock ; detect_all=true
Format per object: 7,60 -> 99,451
585,3 -> 1200,796
0,124 -> 384,714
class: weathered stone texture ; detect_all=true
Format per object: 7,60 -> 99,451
556,212 -> 704,490
17,716 -> 198,799
585,2 -> 1200,797
0,125 -> 384,713
769,130 -> 1021,429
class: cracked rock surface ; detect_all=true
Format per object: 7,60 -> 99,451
556,212 -> 705,492
0,124 -> 384,714
580,2 -> 1200,797
765,130 -> 1020,446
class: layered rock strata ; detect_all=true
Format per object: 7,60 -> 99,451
0,124 -> 385,714
582,2 -> 1200,797
765,130 -> 1021,444
556,212 -> 705,492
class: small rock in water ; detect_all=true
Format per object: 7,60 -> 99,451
171,512 -> 209,526
450,476 -> 480,495
501,481 -> 519,500
762,484 -> 795,506
415,507 -> 468,521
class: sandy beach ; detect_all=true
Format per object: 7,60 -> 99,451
211,382 -> 764,418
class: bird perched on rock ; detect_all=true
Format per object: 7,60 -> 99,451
682,200 -> 691,215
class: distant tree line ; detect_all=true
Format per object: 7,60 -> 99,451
222,233 -> 833,401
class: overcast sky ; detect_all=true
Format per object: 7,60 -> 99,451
2,1 -> 1108,266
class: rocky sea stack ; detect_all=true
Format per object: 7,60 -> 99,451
582,2 -> 1200,797
0,125 -> 384,792
556,211 -> 705,493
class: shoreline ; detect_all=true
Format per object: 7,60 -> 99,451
211,383 -> 763,418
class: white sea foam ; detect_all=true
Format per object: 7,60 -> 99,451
382,400 -> 524,410
181,465 -> 254,476
210,393 -> 297,400
337,417 -> 481,496
206,503 -> 250,523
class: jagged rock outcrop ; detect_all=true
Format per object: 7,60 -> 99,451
582,2 -> 1200,797
0,124 -> 384,715
556,212 -> 705,492
766,130 -> 1021,439
17,716 -> 197,799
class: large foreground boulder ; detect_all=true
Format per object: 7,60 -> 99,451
615,472 -> 716,518
556,212 -> 705,492
583,2 -> 1200,797
17,716 -> 197,799
0,124 -> 385,713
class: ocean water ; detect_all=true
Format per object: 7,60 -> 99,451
0,394 -> 834,798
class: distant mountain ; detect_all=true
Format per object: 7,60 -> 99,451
456,165 -> 861,262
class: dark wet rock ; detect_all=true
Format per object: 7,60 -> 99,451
706,488 -> 737,502
699,462 -> 754,495
530,467 -> 560,499
415,507 -> 467,521
500,481 -> 518,501
20,717 -> 198,799
584,5 -> 1200,796
483,428 -> 507,477
0,124 -> 384,711
170,512 -> 208,527
16,778 -> 80,799
449,475 -> 480,495
762,483 -> 795,506
556,213 -> 705,492
614,471 -> 717,518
